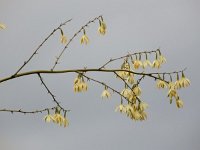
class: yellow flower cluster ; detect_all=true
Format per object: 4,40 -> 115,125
43,108 -> 69,127
131,51 -> 166,70
120,85 -> 142,103
115,101 -> 148,121
174,72 -> 190,89
156,72 -> 190,108
73,74 -> 88,92
116,60 -> 135,84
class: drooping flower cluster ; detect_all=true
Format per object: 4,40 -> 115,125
43,108 -> 69,128
131,50 -> 166,70
73,73 -> 88,93
115,100 -> 148,121
156,71 -> 190,108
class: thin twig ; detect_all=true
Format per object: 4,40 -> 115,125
0,107 -> 55,114
51,15 -> 103,70
99,49 -> 159,69
37,73 -> 70,112
13,19 -> 72,76
79,73 -> 134,104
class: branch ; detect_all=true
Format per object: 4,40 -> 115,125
0,107 -> 55,114
0,68 -> 186,84
13,19 -> 72,76
37,73 -> 69,112
80,73 -> 135,103
99,49 -> 159,69
51,15 -> 103,70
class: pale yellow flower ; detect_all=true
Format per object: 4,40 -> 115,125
175,80 -> 182,89
74,77 -> 81,85
180,77 -> 190,88
73,75 -> 88,93
168,82 -> 175,89
115,104 -> 126,113
101,21 -> 107,30
132,110 -> 141,121
121,62 -> 130,70
121,88 -> 132,100
156,80 -> 167,89
139,111 -> 147,121
127,73 -> 135,84
116,71 -> 128,79
80,81 -> 88,92
143,60 -> 152,68
80,34 -> 89,45
125,104 -> 134,115
139,102 -> 149,111
63,117 -> 69,127
158,55 -> 167,64
60,35 -> 67,44
98,21 -> 107,35
132,60 -> 143,69
132,86 -> 142,96
73,84 -> 81,93
176,98 -> 184,108
152,59 -> 161,69
167,88 -> 178,103
43,114 -> 54,123
0,23 -> 6,29
53,113 -> 65,126
101,89 -> 111,99
98,26 -> 106,35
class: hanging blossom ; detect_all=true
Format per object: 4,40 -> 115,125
176,97 -> 184,108
59,28 -> 67,44
156,75 -> 167,89
98,18 -> 107,35
132,85 -> 142,96
80,29 -> 89,45
179,72 -> 190,88
132,56 -> 143,70
43,108 -> 69,128
101,86 -> 111,99
115,100 -> 149,121
116,59 -> 131,80
158,52 -> 167,64
73,73 -> 88,93
143,53 -> 152,68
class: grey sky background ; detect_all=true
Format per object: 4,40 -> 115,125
0,0 -> 199,150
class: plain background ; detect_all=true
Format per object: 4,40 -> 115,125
0,0 -> 199,150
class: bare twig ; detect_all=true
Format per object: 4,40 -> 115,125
13,19 -> 72,76
51,15 -> 103,70
37,73 -> 69,112
0,107 -> 55,114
